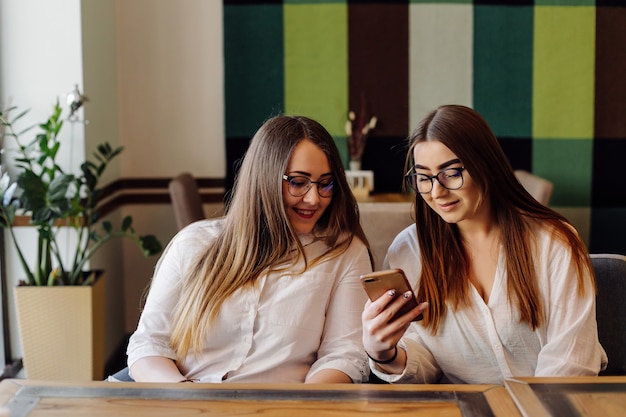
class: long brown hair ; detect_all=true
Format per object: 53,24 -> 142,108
170,115 -> 372,358
406,105 -> 594,333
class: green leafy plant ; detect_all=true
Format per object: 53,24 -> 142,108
0,101 -> 162,286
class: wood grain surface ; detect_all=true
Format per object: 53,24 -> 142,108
0,379 -> 520,417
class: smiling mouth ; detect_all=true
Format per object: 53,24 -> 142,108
438,201 -> 458,211
294,208 -> 316,218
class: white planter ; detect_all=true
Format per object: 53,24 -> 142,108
14,273 -> 106,381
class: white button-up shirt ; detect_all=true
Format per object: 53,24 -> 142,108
372,224 -> 607,384
127,219 -> 372,383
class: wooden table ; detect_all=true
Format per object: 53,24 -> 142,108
1,377 -> 623,416
505,376 -> 626,417
0,379 -> 520,417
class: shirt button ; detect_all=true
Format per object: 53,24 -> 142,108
494,343 -> 501,350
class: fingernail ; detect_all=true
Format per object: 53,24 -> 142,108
387,289 -> 397,297
403,291 -> 412,299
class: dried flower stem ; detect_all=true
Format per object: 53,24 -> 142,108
346,93 -> 377,162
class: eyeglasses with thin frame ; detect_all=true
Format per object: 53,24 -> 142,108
405,167 -> 466,194
282,175 -> 334,198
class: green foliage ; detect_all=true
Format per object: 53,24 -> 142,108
0,101 -> 162,286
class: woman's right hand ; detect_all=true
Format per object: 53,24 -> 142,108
362,289 -> 427,369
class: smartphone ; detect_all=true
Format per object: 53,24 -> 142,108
360,268 -> 423,321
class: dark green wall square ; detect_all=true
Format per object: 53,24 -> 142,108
224,5 -> 284,138
473,5 -> 533,137
533,139 -> 593,206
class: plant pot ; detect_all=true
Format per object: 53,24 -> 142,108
14,273 -> 106,381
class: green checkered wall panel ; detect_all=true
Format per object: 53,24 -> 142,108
223,0 -> 626,255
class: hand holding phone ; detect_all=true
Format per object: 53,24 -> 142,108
360,268 -> 423,322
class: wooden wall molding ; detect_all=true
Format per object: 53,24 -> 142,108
13,177 -> 226,226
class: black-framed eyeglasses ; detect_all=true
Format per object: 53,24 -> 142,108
405,167 -> 466,194
282,175 -> 334,198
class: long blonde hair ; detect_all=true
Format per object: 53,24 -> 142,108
407,105 -> 594,334
170,115 -> 372,358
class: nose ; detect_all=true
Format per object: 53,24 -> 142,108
430,179 -> 448,198
302,184 -> 320,203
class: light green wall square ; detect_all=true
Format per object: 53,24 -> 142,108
284,4 -> 348,136
533,139 -> 592,206
533,6 -> 595,139
535,0 -> 595,5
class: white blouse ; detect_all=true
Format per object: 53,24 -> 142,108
372,224 -> 607,384
127,219 -> 372,383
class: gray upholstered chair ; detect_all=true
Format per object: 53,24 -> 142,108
107,366 -> 134,382
591,253 -> 626,375
168,172 -> 205,230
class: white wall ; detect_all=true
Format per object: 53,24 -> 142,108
0,0 -> 226,369
116,0 -> 225,178
114,0 -> 225,332
0,0 -> 85,175
0,0 -> 86,365
79,0 -> 125,362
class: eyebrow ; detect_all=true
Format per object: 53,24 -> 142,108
414,158 -> 462,171
287,171 -> 333,178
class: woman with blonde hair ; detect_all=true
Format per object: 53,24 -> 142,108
362,105 -> 606,384
127,115 -> 373,383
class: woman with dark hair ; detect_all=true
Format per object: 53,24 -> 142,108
362,105 -> 606,384
127,115 -> 373,383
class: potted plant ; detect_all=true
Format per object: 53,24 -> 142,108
0,101 -> 162,380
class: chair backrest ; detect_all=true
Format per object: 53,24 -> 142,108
168,173 -> 205,230
358,202 -> 413,270
514,170 -> 554,206
591,253 -> 626,375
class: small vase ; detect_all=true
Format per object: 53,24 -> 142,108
349,160 -> 362,171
